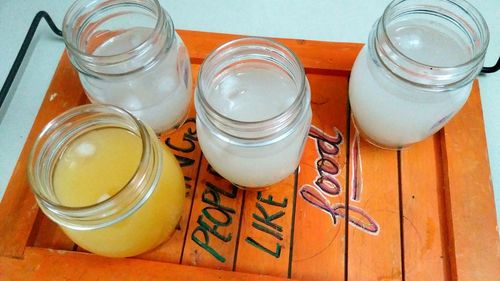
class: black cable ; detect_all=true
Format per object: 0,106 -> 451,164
0,11 -> 62,110
481,57 -> 500,74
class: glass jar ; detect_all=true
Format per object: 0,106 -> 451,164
195,38 -> 312,188
348,0 -> 489,149
62,0 -> 192,135
28,104 -> 185,257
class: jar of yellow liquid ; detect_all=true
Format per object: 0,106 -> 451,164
27,104 -> 185,257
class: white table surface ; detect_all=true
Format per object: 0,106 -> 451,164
1,0 -> 499,227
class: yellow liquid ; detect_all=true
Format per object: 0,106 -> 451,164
53,128 -> 185,257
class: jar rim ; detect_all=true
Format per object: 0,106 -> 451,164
195,37 -> 309,145
27,104 -> 160,230
62,0 -> 175,77
371,0 -> 490,90
197,37 -> 307,126
381,0 -> 489,70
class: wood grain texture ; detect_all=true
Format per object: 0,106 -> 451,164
31,214 -> 75,251
177,30 -> 362,74
441,82 -> 500,281
0,247 -> 298,281
290,74 -> 348,281
0,52 -> 86,258
401,136 -> 448,281
347,125 -> 402,281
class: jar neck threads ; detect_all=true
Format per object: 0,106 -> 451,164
195,37 -> 309,146
369,0 -> 489,90
62,0 -> 174,78
28,105 -> 162,230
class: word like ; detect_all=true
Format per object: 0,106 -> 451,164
245,192 -> 288,258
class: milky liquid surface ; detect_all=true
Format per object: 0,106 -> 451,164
390,20 -> 471,66
206,62 -> 298,122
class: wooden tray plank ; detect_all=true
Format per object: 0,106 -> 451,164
441,82 -> 500,281
0,247 -> 298,281
290,74 -> 348,281
181,158 -> 244,270
401,136 -> 448,281
178,30 -> 362,74
137,118 -> 201,262
137,66 -> 202,263
31,214 -> 75,251
234,175 -> 296,278
0,30 -> 498,280
347,128 -> 402,280
0,52 -> 86,258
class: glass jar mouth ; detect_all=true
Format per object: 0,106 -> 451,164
196,37 -> 308,141
62,0 -> 175,77
373,0 -> 489,90
198,37 -> 306,125
28,104 -> 160,230
382,0 -> 489,69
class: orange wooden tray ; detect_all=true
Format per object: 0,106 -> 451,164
0,30 -> 498,281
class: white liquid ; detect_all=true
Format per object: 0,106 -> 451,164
197,63 -> 311,187
349,21 -> 473,148
80,28 -> 192,134
207,64 -> 297,121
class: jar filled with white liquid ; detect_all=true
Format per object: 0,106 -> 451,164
349,0 -> 489,149
195,38 -> 312,188
63,0 -> 192,135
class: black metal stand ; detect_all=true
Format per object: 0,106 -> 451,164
481,57 -> 500,74
0,11 -> 62,110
